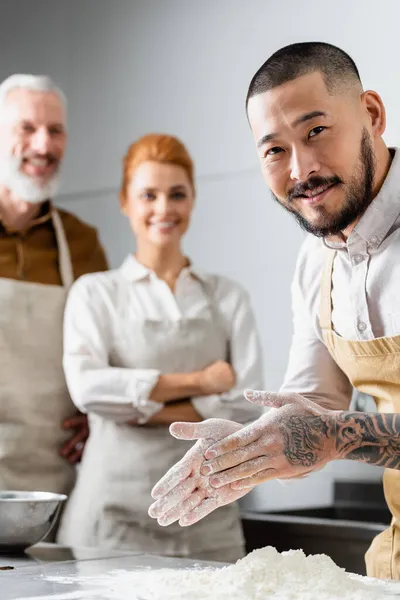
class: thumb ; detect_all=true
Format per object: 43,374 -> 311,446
244,390 -> 295,408
170,418 -> 228,440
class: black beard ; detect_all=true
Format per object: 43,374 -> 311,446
272,128 -> 376,238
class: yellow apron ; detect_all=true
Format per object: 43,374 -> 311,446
320,249 -> 400,579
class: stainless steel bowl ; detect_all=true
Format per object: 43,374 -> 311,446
0,491 -> 67,552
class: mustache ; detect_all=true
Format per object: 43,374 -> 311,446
287,175 -> 342,203
21,152 -> 59,164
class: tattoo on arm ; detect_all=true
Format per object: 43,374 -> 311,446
281,412 -> 400,470
335,412 -> 400,469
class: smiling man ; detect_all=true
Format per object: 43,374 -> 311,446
248,46 -> 385,241
149,42 -> 400,579
0,74 -> 108,499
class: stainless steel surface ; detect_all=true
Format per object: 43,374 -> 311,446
0,491 -> 67,551
1,552 -> 400,600
0,542 -> 136,569
0,553 -> 225,600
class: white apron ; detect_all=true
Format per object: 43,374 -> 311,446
57,280 -> 245,562
0,208 -> 76,494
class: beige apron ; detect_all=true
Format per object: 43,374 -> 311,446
320,249 -> 400,579
0,208 -> 76,495
57,280 -> 245,562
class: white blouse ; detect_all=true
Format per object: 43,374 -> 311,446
63,255 -> 264,424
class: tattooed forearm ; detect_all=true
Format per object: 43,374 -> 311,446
335,412 -> 400,469
280,415 -> 335,467
280,411 -> 400,471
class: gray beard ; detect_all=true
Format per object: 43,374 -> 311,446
0,154 -> 61,203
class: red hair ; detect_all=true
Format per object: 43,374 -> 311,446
120,133 -> 195,207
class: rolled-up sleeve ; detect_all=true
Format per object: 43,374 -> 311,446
191,282 -> 264,423
63,278 -> 162,423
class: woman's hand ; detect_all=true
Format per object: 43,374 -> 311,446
143,400 -> 202,426
199,360 -> 236,395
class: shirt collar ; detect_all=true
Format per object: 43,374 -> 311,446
120,254 -> 207,283
324,147 -> 400,251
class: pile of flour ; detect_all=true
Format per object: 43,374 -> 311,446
42,546 -> 400,600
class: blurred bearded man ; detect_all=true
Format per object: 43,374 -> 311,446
0,74 -> 108,499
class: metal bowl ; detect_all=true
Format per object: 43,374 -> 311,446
0,491 -> 67,552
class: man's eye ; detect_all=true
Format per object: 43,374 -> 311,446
309,126 -> 326,138
49,126 -> 64,136
266,147 -> 284,157
21,123 -> 35,133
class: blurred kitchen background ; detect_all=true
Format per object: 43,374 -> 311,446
1,0 -> 398,573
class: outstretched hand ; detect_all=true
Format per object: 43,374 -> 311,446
148,418 -> 253,526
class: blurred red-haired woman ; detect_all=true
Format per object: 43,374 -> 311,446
57,133 -> 263,562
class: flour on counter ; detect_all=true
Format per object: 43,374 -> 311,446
31,547 -> 400,600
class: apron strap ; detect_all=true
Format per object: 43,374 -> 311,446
319,249 -> 336,332
199,278 -> 231,361
51,207 -> 74,290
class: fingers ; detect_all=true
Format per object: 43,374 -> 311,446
61,414 -> 89,464
148,476 -> 197,518
204,420 -> 264,460
158,489 -> 207,527
151,460 -> 193,499
209,457 -> 276,488
179,485 -> 250,526
170,421 -> 212,440
65,448 -> 83,465
179,497 -> 220,527
170,419 -> 234,441
151,444 -> 200,499
244,389 -> 295,408
201,441 -> 264,476
230,467 -> 278,489
62,414 -> 88,429
60,428 -> 88,462
153,483 -> 253,528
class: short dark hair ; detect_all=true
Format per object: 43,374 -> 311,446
246,42 -> 362,111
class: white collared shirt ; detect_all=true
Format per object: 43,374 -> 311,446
63,255 -> 264,423
281,148 -> 400,410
